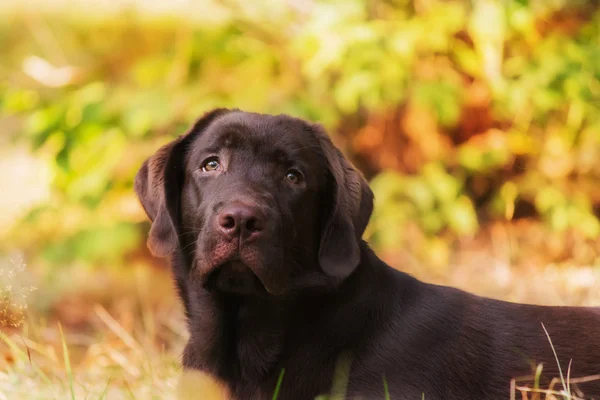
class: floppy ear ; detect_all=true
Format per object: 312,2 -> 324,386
314,125 -> 374,280
134,108 -> 232,257
134,140 -> 181,257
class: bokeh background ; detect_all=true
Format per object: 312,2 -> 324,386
1,0 -> 600,398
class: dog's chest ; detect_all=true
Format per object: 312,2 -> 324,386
218,298 -> 286,379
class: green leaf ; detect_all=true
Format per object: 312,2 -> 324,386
443,196 -> 479,236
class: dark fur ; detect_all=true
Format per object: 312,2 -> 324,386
135,109 -> 600,399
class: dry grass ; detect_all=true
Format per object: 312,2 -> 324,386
0,260 -> 187,399
511,373 -> 600,400
0,316 -> 184,399
1,243 -> 599,400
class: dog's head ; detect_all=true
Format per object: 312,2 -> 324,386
135,109 -> 373,296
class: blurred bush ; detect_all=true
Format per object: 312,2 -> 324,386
1,0 -> 599,269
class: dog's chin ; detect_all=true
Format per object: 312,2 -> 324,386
205,260 -> 268,296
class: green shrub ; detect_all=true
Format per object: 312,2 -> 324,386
1,0 -> 599,267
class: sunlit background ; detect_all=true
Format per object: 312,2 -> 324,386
1,0 -> 599,398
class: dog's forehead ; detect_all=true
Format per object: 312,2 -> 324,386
194,112 -> 320,160
215,112 -> 311,142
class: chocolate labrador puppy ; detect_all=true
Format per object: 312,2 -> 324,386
135,109 -> 600,399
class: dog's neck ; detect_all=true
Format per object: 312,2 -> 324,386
181,242 -> 401,391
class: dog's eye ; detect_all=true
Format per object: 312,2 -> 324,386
201,157 -> 221,172
285,169 -> 303,184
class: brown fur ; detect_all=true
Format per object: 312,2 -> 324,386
136,109 -> 600,399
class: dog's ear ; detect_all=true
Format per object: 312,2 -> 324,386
135,141 -> 180,257
134,108 -> 232,257
314,125 -> 374,280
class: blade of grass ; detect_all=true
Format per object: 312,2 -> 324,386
541,322 -> 568,398
329,352 -> 352,400
510,377 -> 515,400
123,380 -> 136,400
271,368 -> 285,400
58,322 -> 76,400
19,335 -> 59,363
98,377 -> 112,400
566,359 -> 572,396
532,363 -> 543,400
0,331 -> 53,387
94,304 -> 143,355
382,376 -> 390,400
18,335 -> 32,365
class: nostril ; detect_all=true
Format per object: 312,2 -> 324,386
245,217 -> 264,233
220,215 -> 236,230
246,218 -> 264,232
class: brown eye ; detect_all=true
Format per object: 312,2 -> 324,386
285,169 -> 302,184
201,157 -> 221,172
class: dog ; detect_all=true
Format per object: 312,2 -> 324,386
135,109 -> 600,399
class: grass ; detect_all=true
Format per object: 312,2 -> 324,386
541,322 -> 568,396
0,261 -> 186,400
272,369 -> 285,400
0,254 -> 599,399
1,316 -> 184,399
58,323 -> 75,400
383,377 -> 390,400
508,324 -> 600,400
510,372 -> 600,400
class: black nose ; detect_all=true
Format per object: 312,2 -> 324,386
216,202 -> 266,242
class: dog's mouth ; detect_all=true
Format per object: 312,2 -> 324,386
205,260 -> 267,295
